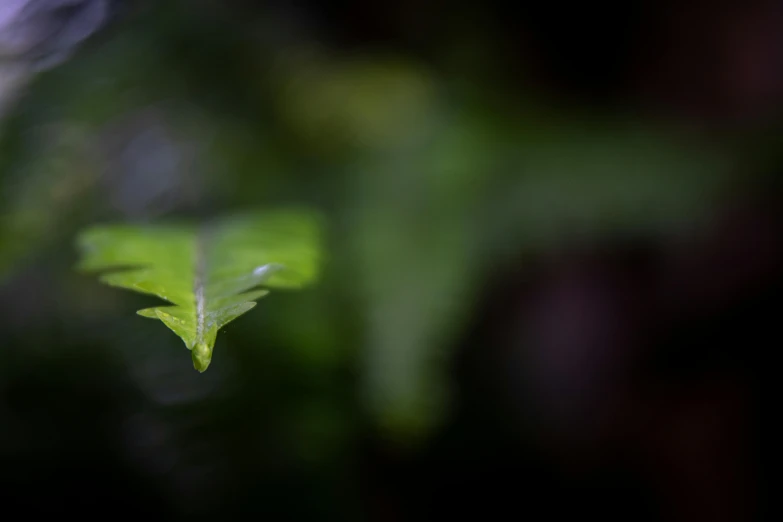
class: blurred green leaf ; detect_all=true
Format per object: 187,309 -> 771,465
273,49 -> 438,154
0,123 -> 99,280
75,209 -> 323,372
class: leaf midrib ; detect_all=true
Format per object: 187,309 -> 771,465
194,227 -> 208,345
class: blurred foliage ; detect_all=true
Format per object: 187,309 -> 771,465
0,0 -> 741,437
0,2 -> 767,517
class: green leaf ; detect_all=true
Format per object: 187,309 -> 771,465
75,209 -> 322,372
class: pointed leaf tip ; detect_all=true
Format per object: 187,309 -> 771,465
192,342 -> 212,372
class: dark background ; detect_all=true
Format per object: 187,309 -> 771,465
1,1 -> 781,520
